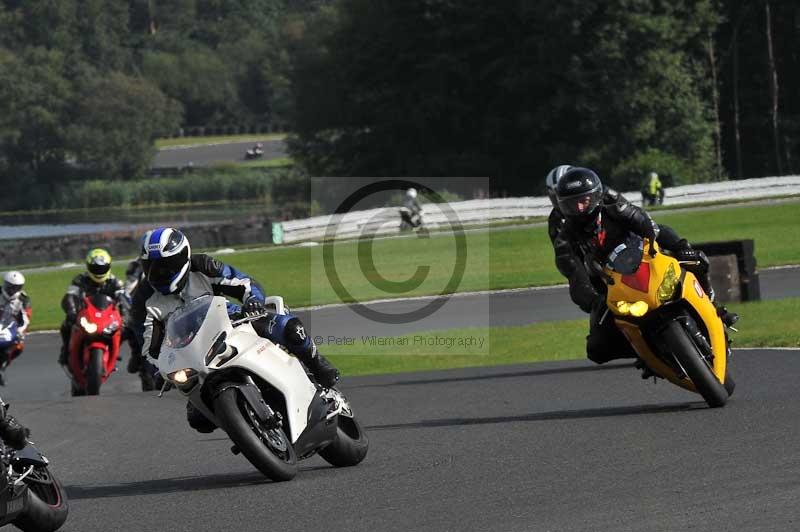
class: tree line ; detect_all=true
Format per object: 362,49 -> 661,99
0,0 -> 797,209
290,0 -> 800,194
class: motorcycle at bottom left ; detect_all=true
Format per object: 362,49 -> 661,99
0,404 -> 68,531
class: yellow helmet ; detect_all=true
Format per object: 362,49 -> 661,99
86,248 -> 112,283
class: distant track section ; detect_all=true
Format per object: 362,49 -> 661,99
281,175 -> 800,243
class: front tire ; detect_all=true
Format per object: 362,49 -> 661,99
318,414 -> 369,467
214,388 -> 297,481
13,466 -> 69,532
662,320 -> 728,408
86,348 -> 104,395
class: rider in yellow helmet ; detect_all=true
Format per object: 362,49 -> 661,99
58,249 -> 129,367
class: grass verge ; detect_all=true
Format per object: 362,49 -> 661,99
155,134 -> 286,149
22,201 -> 800,331
324,297 -> 800,376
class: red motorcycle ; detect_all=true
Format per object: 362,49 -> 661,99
67,294 -> 122,396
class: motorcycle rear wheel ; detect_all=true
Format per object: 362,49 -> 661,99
214,388 -> 297,481
86,348 -> 104,395
13,466 -> 69,532
318,414 -> 369,467
663,320 -> 728,408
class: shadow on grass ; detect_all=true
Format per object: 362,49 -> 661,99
366,401 -> 705,432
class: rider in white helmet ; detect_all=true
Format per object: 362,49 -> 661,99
0,272 -> 31,385
1,272 -> 31,336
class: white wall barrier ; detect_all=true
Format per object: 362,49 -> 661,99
280,175 -> 800,243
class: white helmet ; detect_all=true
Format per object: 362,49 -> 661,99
406,188 -> 418,199
545,165 -> 573,208
2,271 -> 25,299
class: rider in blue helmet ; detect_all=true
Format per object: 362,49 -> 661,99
131,227 -> 340,434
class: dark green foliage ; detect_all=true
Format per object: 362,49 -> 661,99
68,73 -> 183,180
0,166 -> 300,211
0,0 -> 294,203
289,0 -> 719,193
290,0 -> 800,192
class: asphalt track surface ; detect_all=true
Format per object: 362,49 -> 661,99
4,266 -> 799,531
152,139 -> 287,168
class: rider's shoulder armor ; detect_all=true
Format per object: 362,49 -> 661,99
191,254 -> 225,278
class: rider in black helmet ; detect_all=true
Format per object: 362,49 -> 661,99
552,167 -> 738,366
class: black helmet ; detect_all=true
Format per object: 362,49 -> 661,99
555,167 -> 603,219
140,227 -> 191,295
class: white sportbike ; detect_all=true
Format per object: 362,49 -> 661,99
158,295 -> 368,481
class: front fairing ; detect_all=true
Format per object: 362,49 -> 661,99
158,296 -> 233,383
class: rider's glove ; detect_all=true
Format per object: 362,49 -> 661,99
242,298 -> 266,318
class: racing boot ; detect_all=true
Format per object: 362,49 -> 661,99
127,352 -> 143,374
304,351 -> 340,389
634,358 -> 655,380
717,305 -> 740,329
186,402 -> 216,434
58,344 -> 69,367
0,415 -> 30,449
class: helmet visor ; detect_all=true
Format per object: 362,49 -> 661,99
2,282 -> 21,297
145,253 -> 187,288
87,262 -> 111,277
557,187 -> 603,217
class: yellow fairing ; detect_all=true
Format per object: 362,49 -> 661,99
604,240 -> 726,392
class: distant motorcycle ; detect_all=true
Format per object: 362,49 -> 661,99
66,294 -> 122,396
399,207 -> 423,232
244,143 -> 264,160
0,404 -> 68,531
0,307 -> 23,386
158,295 -> 369,481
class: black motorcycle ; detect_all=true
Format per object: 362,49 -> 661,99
0,410 -> 68,531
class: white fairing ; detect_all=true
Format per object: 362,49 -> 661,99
158,295 -> 317,442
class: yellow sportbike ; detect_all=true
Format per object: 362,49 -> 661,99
601,235 -> 735,408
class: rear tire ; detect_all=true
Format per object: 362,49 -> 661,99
662,320 -> 728,408
13,466 -> 69,532
214,388 -> 297,481
86,348 -> 104,396
318,414 -> 369,467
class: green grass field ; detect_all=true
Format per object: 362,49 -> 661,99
324,297 -> 800,375
155,133 -> 286,149
21,201 -> 800,331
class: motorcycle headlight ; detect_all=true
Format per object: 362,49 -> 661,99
80,317 -> 98,334
103,321 -> 120,336
615,300 -> 649,317
657,263 -> 679,303
168,368 -> 197,384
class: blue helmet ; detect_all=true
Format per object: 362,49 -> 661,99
140,228 -> 191,295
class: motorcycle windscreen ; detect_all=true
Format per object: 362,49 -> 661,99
88,293 -> 115,311
605,233 -> 645,275
165,295 -> 214,349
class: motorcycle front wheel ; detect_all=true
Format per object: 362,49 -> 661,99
13,466 -> 69,532
214,388 -> 297,481
86,348 -> 104,395
662,320 -> 728,408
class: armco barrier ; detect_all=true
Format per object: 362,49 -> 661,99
280,175 -> 800,243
